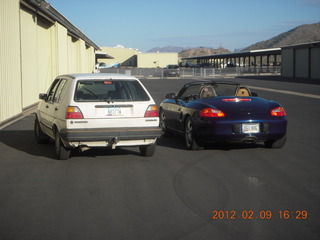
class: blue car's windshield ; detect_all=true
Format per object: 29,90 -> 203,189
179,83 -> 239,100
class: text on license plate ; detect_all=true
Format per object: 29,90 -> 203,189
242,123 -> 260,133
105,107 -> 123,116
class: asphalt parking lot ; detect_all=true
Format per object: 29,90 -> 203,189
0,76 -> 319,240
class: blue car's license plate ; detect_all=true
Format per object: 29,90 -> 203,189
242,123 -> 260,133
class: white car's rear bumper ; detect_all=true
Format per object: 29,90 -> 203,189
60,127 -> 161,148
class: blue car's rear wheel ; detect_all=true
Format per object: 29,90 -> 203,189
265,135 -> 287,148
160,110 -> 168,136
160,109 -> 174,137
184,117 -> 203,150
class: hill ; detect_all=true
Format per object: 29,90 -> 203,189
146,46 -> 231,57
147,46 -> 188,53
243,22 -> 320,51
178,47 -> 231,58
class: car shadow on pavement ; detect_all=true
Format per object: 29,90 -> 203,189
0,129 -> 57,159
156,135 -> 186,150
70,147 -> 141,159
0,129 -> 142,160
157,135 -> 264,151
0,115 -> 144,160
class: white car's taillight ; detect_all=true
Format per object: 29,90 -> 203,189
66,106 -> 84,119
144,105 -> 159,117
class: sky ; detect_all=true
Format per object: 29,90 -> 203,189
48,0 -> 320,52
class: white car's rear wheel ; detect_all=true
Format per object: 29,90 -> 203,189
55,130 -> 70,160
139,144 -> 156,157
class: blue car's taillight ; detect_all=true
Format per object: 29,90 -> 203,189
200,108 -> 225,117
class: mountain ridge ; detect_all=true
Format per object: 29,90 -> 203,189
147,46 -> 188,53
242,22 -> 320,51
146,22 -> 320,57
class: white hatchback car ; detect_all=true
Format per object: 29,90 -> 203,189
34,73 -> 161,160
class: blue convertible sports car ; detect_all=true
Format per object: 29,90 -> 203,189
159,81 -> 287,150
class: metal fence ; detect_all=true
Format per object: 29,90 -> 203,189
100,66 -> 281,79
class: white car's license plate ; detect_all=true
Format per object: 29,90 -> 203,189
106,107 -> 123,116
242,123 -> 260,133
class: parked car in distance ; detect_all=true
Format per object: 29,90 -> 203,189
95,61 -> 120,69
164,64 -> 180,77
35,73 -> 161,160
159,81 -> 287,150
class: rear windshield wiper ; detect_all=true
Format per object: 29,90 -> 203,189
81,87 -> 111,103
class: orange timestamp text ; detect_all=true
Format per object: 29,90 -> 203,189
212,210 -> 308,220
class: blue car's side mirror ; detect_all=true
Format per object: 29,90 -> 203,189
166,93 -> 176,99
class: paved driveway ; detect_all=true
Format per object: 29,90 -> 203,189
0,77 -> 319,240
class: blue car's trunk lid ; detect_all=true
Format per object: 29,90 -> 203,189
199,97 -> 272,119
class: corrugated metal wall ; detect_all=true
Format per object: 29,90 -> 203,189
0,1 -> 97,126
85,45 -> 95,73
20,7 -> 54,109
0,0 -> 22,123
68,35 -> 80,73
282,44 -> 320,79
310,47 -> 320,79
295,49 -> 309,78
56,23 -> 68,75
281,49 -> 294,77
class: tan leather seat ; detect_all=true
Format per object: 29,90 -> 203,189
236,87 -> 250,96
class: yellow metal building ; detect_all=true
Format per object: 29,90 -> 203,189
137,52 -> 179,68
98,46 -> 138,67
0,0 -> 99,126
98,46 -> 179,69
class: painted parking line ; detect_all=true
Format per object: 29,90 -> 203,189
248,86 -> 320,99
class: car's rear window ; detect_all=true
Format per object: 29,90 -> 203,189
75,80 -> 150,102
168,65 -> 179,69
214,83 -> 238,96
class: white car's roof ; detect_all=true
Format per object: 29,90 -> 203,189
58,73 -> 138,81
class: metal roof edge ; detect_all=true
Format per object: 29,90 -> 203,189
281,41 -> 320,50
181,48 -> 282,60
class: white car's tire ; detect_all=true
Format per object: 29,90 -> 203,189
139,144 -> 156,157
55,130 -> 70,160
